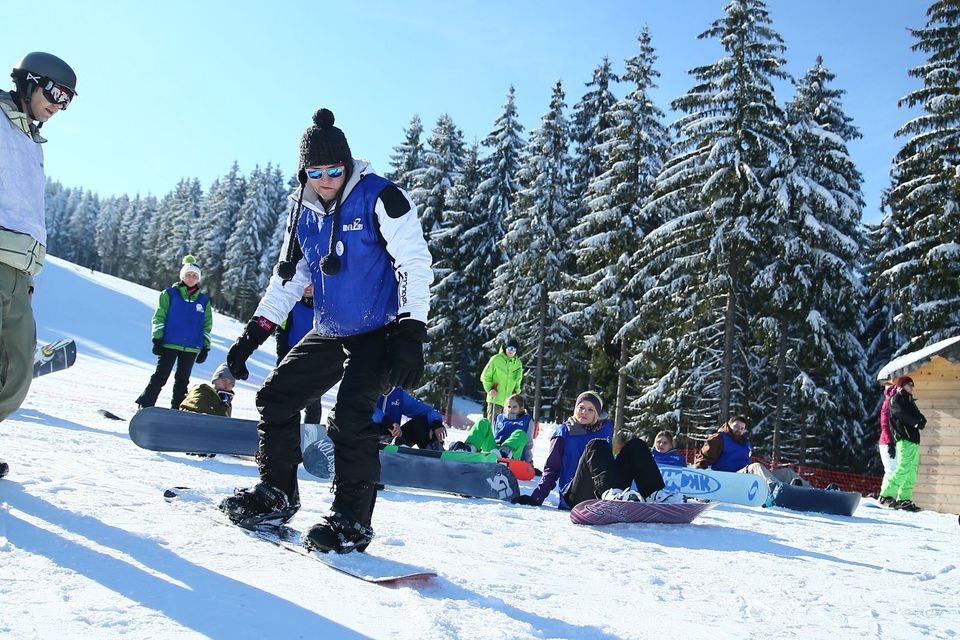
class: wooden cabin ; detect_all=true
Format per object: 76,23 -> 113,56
878,336 -> 960,514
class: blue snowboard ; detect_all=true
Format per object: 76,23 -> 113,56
770,483 -> 861,516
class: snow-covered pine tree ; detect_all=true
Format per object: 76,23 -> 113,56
626,0 -> 790,443
120,194 -> 158,285
560,27 -> 670,432
66,189 -> 100,268
422,143 -> 483,414
486,80 -> 575,420
43,179 -> 71,256
467,86 -> 527,392
386,115 -> 427,201
881,0 -> 960,352
256,166 -> 292,295
570,57 -> 619,205
417,114 -> 465,242
94,194 -> 129,276
154,178 -> 203,276
753,57 -> 868,467
198,162 -> 247,307
222,165 -> 279,318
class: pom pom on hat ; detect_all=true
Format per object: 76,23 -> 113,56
179,254 -> 202,282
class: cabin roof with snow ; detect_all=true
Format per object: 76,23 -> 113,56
876,335 -> 960,381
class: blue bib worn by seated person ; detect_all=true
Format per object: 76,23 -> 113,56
297,174 -> 399,337
556,419 -> 614,509
161,288 -> 208,349
712,432 -> 752,472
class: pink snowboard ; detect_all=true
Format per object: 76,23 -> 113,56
570,499 -> 715,525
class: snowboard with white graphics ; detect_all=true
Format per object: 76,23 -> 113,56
33,338 -> 77,378
657,465 -> 769,506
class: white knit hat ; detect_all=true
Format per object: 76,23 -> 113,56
179,255 -> 202,282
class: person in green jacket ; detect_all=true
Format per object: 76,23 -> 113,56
135,256 -> 212,409
480,337 -> 523,423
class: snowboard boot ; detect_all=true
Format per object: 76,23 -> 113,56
893,499 -> 921,512
878,495 -> 896,508
0,459 -> 8,479
304,479 -> 378,554
218,482 -> 300,527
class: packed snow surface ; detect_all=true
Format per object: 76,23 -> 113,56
1,257 -> 957,639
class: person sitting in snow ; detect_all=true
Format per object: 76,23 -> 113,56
693,415 -> 806,486
378,386 -> 447,451
511,391 -> 676,509
136,255 -> 212,410
451,393 -> 533,461
179,363 -> 236,418
651,430 -> 686,467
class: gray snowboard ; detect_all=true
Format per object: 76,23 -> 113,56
128,407 -> 333,477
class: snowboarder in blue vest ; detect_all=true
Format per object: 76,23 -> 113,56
693,416 -> 805,488
275,283 -> 322,423
1,51 -> 78,479
219,108 -> 432,554
512,391 -> 674,509
376,386 -> 447,450
136,256 -> 212,410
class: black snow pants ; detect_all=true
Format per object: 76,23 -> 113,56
563,438 -> 665,508
137,348 -> 198,409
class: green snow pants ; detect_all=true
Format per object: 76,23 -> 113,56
0,263 -> 36,421
463,417 -> 527,460
880,440 -> 920,502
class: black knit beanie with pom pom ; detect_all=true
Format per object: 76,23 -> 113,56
299,108 -> 353,174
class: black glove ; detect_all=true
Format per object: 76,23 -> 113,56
152,338 -> 164,356
918,418 -> 927,430
511,494 -> 540,506
386,320 -> 428,389
195,347 -> 209,364
227,316 -> 274,380
887,442 -> 896,458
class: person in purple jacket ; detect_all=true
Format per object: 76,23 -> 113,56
651,430 -> 686,467
376,386 -> 447,450
511,391 -> 675,509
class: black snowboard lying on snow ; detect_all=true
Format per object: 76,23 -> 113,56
770,482 -> 861,516
129,407 -> 519,500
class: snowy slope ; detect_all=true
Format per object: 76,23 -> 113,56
1,257 -> 958,640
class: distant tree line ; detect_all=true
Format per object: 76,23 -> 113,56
45,0 -> 960,473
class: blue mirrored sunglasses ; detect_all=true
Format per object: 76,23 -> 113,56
306,165 -> 344,179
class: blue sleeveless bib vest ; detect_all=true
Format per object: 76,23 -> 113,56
296,174 -> 399,337
161,288 -> 208,349
494,414 -> 532,444
557,419 -> 614,508
712,432 -> 752,472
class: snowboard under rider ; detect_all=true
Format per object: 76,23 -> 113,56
219,107 -> 432,554
136,255 -> 212,410
1,52 -> 79,479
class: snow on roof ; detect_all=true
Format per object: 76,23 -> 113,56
876,335 -> 960,381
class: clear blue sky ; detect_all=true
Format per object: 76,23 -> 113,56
7,1 -> 927,224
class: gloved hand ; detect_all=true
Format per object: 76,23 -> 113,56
887,442 -> 896,458
511,494 -> 540,506
918,418 -> 927,430
227,316 -> 275,380
195,347 -> 209,364
152,338 -> 164,356
387,319 -> 428,389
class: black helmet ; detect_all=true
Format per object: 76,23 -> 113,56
12,52 -> 78,94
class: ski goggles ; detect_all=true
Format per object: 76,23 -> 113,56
35,77 -> 74,109
505,346 -> 518,355
305,164 -> 345,179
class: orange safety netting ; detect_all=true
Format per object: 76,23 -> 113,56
676,449 -> 882,496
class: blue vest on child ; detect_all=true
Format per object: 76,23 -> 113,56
494,413 -> 532,444
297,174 -> 400,337
161,288 -> 208,349
652,448 -> 686,467
712,432 -> 752,472
556,419 -> 614,509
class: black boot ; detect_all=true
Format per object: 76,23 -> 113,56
0,459 -> 8,479
219,482 -> 300,527
304,479 -> 377,554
